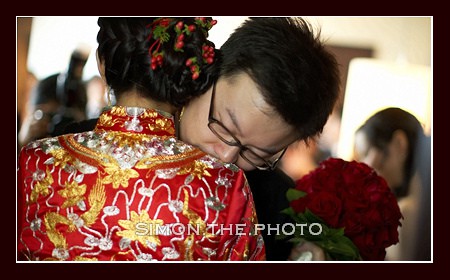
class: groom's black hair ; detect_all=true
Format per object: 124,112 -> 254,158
220,17 -> 340,141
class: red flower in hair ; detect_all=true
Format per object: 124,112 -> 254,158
147,17 -> 217,80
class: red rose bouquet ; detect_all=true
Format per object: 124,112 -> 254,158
280,158 -> 403,261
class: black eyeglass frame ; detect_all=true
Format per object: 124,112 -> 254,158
207,82 -> 287,171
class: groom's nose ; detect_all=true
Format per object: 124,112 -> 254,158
217,144 -> 240,165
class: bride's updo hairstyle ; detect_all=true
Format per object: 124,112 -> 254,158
97,17 -> 220,107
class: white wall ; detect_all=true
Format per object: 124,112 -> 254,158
27,16 -> 431,81
305,16 -> 431,66
27,16 -> 248,81
27,16 -> 99,81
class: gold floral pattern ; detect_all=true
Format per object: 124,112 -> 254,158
97,108 -> 118,128
102,162 -> 140,189
103,131 -> 153,148
29,168 -> 53,203
58,181 -> 87,208
48,148 -> 74,169
178,160 -> 212,180
117,210 -> 164,247
150,117 -> 176,135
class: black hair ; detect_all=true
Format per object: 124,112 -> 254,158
96,17 -> 220,107
356,107 -> 425,198
219,17 -> 340,140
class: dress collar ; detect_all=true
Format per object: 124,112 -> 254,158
95,106 -> 176,137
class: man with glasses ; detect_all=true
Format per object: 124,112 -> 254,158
179,18 -> 340,260
207,81 -> 287,170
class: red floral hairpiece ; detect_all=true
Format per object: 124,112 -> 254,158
147,17 -> 217,80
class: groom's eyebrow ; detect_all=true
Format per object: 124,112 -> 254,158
226,107 -> 277,155
227,108 -> 242,135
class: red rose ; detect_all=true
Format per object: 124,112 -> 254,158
290,194 -> 310,214
362,207 -> 384,227
303,191 -> 342,228
341,212 -> 363,236
352,233 -> 387,261
285,158 -> 403,261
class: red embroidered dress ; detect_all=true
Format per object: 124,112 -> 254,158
17,106 -> 265,261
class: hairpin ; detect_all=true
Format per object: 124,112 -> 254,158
147,17 -> 217,80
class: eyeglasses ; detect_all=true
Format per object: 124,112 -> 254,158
207,82 -> 287,171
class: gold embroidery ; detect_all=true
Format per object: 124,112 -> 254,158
74,256 -> 98,261
58,181 -> 87,208
111,250 -> 134,261
242,243 -> 249,260
104,131 -> 152,147
178,233 -> 195,261
135,149 -> 205,171
142,109 -> 158,119
81,176 -> 106,227
48,148 -> 73,169
222,247 -> 231,261
29,168 -> 53,203
110,106 -> 127,116
62,135 -> 117,168
102,162 -> 140,189
229,244 -> 249,261
44,212 -> 72,249
149,118 -> 175,135
42,257 -> 59,261
178,160 -> 212,180
182,189 -> 214,239
97,107 -> 125,127
116,210 -> 163,247
97,111 -> 113,127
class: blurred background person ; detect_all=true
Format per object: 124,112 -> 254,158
279,140 -> 321,182
353,107 -> 431,261
18,47 -> 90,149
17,71 -> 38,129
354,107 -> 423,199
17,71 -> 38,154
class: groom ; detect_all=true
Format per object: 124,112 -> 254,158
178,17 -> 339,260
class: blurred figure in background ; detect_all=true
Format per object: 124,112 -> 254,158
354,107 -> 423,199
17,71 -> 38,154
279,140 -> 320,182
353,107 -> 431,261
17,71 -> 38,130
18,47 -> 90,149
279,105 -> 342,182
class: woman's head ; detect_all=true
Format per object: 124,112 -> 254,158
96,17 -> 220,107
354,107 -> 424,198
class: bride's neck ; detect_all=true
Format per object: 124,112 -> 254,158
116,91 -> 176,115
